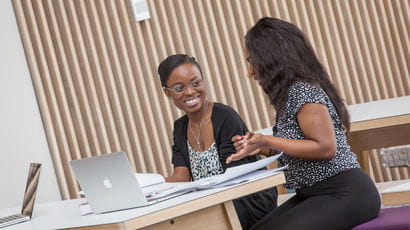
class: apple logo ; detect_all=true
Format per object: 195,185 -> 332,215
103,177 -> 112,189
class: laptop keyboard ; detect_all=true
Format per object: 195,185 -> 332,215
0,214 -> 30,228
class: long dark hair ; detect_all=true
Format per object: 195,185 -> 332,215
157,54 -> 202,87
245,17 -> 350,132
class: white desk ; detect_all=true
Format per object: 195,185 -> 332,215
347,96 -> 410,173
0,172 -> 285,230
376,179 -> 410,207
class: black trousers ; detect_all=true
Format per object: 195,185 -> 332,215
250,168 -> 381,230
234,187 -> 278,230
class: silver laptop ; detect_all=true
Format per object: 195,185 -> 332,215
0,163 -> 41,228
70,152 -> 184,214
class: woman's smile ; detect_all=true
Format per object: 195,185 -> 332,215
184,95 -> 201,107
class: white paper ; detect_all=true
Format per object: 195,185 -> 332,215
142,182 -> 187,196
146,153 -> 285,199
220,153 -> 283,183
79,202 -> 93,216
135,173 -> 165,188
212,166 -> 287,188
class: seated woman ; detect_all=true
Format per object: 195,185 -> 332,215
158,54 -> 277,229
227,17 -> 381,230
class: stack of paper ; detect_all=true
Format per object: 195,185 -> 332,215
145,153 -> 285,199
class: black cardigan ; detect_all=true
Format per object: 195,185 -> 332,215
172,102 -> 260,171
171,103 -> 277,226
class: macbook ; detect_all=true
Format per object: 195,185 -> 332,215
0,163 -> 41,228
70,152 -> 185,214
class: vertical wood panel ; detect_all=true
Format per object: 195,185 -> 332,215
334,1 -> 365,103
191,1 -> 228,105
12,0 -> 410,198
314,1 -> 348,101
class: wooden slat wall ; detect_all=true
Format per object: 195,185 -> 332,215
369,149 -> 410,182
12,0 -> 410,199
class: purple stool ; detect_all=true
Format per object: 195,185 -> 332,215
352,206 -> 410,230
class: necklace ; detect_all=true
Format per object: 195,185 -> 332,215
189,100 -> 209,150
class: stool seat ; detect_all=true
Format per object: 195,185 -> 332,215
352,206 -> 410,230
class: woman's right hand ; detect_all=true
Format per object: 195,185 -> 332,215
232,132 -> 253,152
228,132 -> 265,163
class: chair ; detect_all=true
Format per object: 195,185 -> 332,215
352,206 -> 410,230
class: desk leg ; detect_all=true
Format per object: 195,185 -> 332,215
223,201 -> 241,230
358,150 -> 371,175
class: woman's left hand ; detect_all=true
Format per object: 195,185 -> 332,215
227,133 -> 266,163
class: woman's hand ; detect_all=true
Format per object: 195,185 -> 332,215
232,132 -> 252,152
227,132 -> 266,163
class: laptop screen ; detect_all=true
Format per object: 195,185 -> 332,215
21,163 -> 41,217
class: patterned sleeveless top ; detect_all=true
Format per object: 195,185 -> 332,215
187,142 -> 224,181
274,81 -> 360,189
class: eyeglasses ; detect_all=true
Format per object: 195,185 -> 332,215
164,78 -> 204,94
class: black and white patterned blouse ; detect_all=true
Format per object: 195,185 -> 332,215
188,142 -> 224,181
274,81 -> 360,189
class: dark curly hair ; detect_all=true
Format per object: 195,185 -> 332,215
245,17 -> 350,132
157,54 -> 202,87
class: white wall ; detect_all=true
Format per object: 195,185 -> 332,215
0,0 -> 61,209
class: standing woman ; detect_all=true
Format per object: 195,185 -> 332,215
158,54 -> 277,229
227,18 -> 380,230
